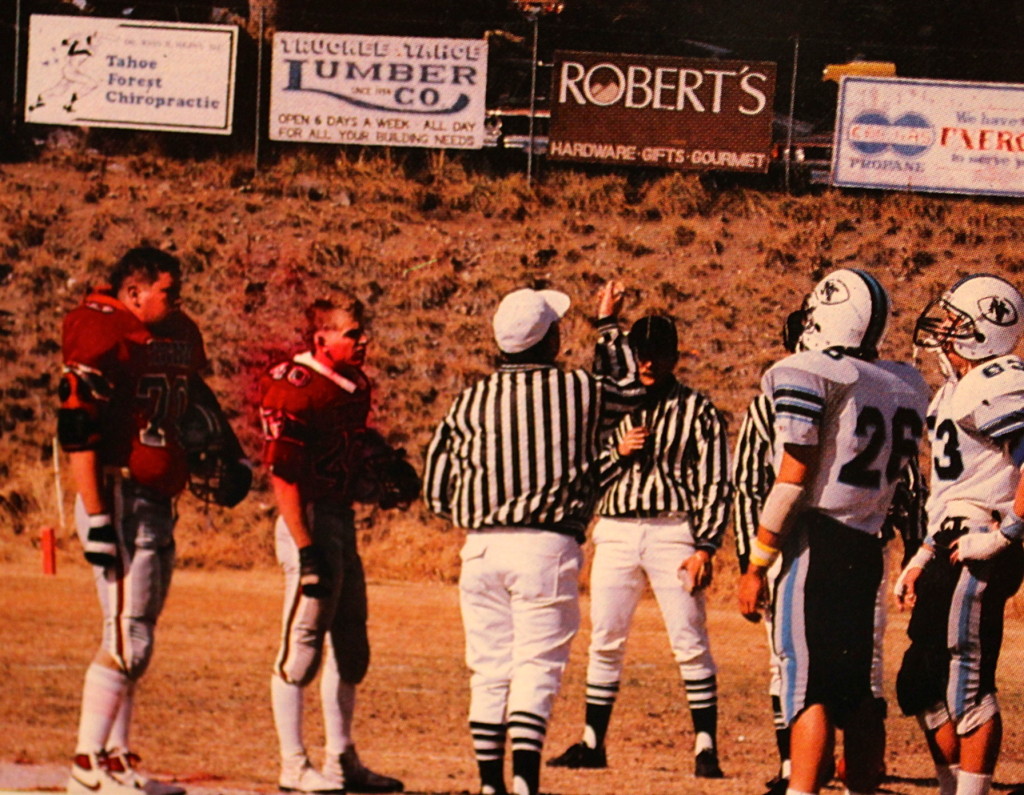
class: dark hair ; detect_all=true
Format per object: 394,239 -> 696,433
304,294 -> 365,349
109,247 -> 181,293
628,315 -> 678,360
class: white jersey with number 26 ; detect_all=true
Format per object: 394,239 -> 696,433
762,350 -> 929,536
926,354 -> 1024,536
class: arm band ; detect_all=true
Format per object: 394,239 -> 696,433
748,538 -> 780,569
905,543 -> 934,571
57,407 -> 101,451
759,481 -> 806,535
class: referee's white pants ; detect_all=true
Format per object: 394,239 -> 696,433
586,515 -> 716,686
459,529 -> 582,730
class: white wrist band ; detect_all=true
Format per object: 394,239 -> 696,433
906,544 -> 934,570
759,482 -> 805,535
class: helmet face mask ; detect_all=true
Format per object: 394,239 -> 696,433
914,274 -> 1024,362
913,298 -> 977,352
782,269 -> 889,359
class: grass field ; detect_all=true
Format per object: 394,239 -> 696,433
2,554 -> 1023,795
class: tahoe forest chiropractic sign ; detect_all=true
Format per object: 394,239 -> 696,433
25,15 -> 237,134
548,50 -> 776,171
270,33 -> 488,149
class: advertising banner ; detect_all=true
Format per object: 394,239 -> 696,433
25,15 -> 236,134
270,33 -> 488,149
548,50 -> 776,171
833,76 -> 1024,196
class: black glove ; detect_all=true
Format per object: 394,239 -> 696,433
84,514 -> 119,569
298,543 -> 330,599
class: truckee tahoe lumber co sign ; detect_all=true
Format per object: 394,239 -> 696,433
548,50 -> 777,172
270,32 -> 488,149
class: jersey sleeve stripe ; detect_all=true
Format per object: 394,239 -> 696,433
979,410 -> 1024,439
774,402 -> 823,423
772,387 -> 825,406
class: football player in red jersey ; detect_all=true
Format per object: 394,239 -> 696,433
59,247 -> 241,795
260,296 -> 404,794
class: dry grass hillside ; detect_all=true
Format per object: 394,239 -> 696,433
3,137 -> 1024,582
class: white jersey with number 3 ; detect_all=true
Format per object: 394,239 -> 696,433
926,354 -> 1024,535
762,350 -> 929,535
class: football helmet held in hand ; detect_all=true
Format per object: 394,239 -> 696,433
179,378 -> 252,508
349,429 -> 421,510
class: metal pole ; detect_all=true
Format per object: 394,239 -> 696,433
12,0 -> 23,136
526,12 -> 539,189
785,34 -> 799,193
253,5 -> 265,173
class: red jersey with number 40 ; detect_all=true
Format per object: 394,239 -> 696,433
259,352 -> 372,504
61,290 -> 208,497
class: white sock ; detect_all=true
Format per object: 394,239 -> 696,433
320,648 -> 356,757
271,675 -> 306,759
781,759 -> 792,779
107,679 -> 136,753
76,663 -> 130,754
937,764 -> 959,795
694,731 -> 714,754
957,770 -> 992,795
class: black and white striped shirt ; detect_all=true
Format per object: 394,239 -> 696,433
731,392 -> 927,573
596,379 -> 732,553
423,321 -> 641,539
732,393 -> 776,573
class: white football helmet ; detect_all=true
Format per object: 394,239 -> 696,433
783,268 -> 890,359
914,274 -> 1024,361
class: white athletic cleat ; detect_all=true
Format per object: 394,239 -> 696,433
279,757 -> 345,794
67,753 -> 140,795
106,750 -> 186,795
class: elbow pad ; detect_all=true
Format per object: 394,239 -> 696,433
57,407 -> 101,451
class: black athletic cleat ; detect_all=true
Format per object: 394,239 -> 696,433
762,774 -> 788,795
694,749 -> 724,779
546,742 -> 607,769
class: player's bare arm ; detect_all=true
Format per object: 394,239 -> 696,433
738,443 -> 815,622
271,475 -> 313,549
68,449 -> 107,516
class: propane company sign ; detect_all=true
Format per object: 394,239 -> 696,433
24,15 -> 236,134
548,50 -> 776,171
833,76 -> 1024,196
270,33 -> 488,149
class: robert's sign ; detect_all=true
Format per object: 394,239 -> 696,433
270,33 -> 488,148
549,50 -> 776,171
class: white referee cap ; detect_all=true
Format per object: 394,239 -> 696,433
493,287 -> 571,353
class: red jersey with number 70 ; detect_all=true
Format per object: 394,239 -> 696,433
60,289 -> 208,497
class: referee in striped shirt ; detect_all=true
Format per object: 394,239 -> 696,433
548,314 -> 732,779
423,281 -> 641,795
